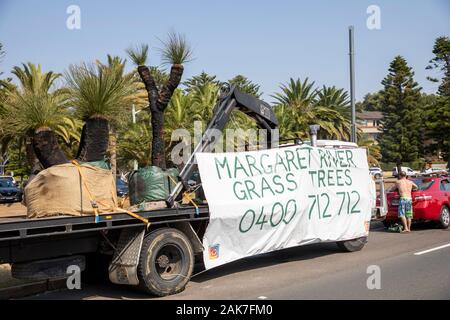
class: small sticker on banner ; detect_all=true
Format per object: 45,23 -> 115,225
208,244 -> 220,260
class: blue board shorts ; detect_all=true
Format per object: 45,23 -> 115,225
398,197 -> 413,219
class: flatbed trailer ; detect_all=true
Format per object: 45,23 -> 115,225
0,205 -> 211,296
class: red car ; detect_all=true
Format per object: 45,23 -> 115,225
385,176 -> 450,229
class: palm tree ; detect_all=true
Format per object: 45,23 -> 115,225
272,78 -> 352,140
66,57 -> 136,164
118,121 -> 152,168
316,85 -> 351,118
127,31 -> 193,169
55,116 -> 83,158
189,82 -> 219,123
2,63 -> 69,168
272,78 -> 319,139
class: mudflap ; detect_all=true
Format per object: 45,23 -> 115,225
108,227 -> 145,286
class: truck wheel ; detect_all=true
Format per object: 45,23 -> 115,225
336,237 -> 367,252
438,206 -> 450,229
137,228 -> 194,297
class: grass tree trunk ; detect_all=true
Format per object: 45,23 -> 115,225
76,115 -> 109,162
32,128 -> 69,169
109,129 -> 117,175
150,108 -> 166,169
135,64 -> 185,169
25,138 -> 41,175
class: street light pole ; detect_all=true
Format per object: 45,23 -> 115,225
349,26 -> 357,144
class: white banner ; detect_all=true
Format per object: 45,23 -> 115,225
196,145 -> 375,270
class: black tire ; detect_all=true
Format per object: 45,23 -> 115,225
438,206 -> 450,229
336,237 -> 367,252
11,255 -> 85,281
137,228 -> 194,297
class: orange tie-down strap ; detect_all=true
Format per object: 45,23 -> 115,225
71,160 -> 150,228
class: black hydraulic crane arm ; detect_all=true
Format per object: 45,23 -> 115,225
166,86 -> 279,207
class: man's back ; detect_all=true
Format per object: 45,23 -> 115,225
396,178 -> 415,198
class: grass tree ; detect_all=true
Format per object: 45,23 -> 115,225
2,63 -> 70,169
66,57 -> 136,166
127,31 -> 193,169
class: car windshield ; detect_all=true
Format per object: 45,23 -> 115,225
0,179 -> 14,188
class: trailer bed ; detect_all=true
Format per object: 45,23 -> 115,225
0,206 -> 209,242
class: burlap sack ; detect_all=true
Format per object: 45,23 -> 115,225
25,163 -> 118,218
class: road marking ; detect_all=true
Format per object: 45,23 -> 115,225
414,243 -> 450,256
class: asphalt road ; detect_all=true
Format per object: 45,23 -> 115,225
28,221 -> 450,300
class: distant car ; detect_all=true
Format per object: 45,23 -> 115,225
116,178 -> 129,198
369,167 -> 383,179
0,176 -> 23,203
392,166 -> 419,178
385,176 -> 450,229
422,168 -> 448,176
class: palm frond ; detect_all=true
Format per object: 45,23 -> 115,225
2,63 -> 68,135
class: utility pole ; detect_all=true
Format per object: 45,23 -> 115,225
349,26 -> 357,144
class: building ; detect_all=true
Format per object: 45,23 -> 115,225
357,111 -> 383,141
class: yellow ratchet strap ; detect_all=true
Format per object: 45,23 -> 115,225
71,160 -> 150,227
168,175 -> 200,216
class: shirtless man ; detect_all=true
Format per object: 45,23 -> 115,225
394,171 -> 418,232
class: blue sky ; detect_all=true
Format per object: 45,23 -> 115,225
0,0 -> 449,102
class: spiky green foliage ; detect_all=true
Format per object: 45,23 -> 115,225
2,63 -> 69,135
118,120 -> 152,168
356,91 -> 383,112
424,37 -> 450,167
159,31 -> 193,66
66,58 -> 136,122
184,72 -> 220,93
316,85 -> 350,118
228,75 -> 262,98
426,36 -> 450,98
149,66 -> 169,91
125,44 -> 149,67
272,78 -> 352,141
